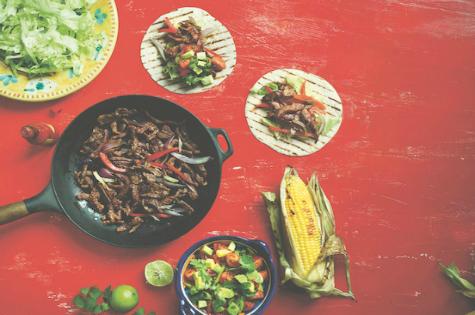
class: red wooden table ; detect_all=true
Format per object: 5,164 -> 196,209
1,1 -> 474,314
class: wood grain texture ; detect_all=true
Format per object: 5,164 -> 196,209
0,0 -> 474,314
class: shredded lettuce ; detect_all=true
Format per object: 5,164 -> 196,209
0,0 -> 100,76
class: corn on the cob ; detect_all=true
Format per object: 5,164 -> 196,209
281,172 -> 321,278
263,167 -> 354,300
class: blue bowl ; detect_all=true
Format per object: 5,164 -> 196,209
175,236 -> 277,315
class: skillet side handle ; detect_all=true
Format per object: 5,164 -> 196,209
209,128 -> 234,162
0,202 -> 29,224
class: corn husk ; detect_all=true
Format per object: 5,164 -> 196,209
440,263 -> 475,299
262,167 -> 354,299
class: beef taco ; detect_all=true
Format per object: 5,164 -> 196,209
141,7 -> 236,94
245,69 -> 343,156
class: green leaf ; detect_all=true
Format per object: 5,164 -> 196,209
134,307 -> 145,315
92,305 -> 102,314
103,285 -> 112,303
239,254 -> 255,272
89,286 -> 102,300
80,287 -> 90,296
441,263 -> 475,296
84,297 -> 96,311
73,295 -> 85,309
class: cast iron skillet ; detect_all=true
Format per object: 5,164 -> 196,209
0,95 -> 233,247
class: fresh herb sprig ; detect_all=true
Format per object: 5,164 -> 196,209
73,286 -> 110,314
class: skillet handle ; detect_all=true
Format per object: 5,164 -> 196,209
209,128 -> 233,162
0,183 -> 60,225
0,201 -> 29,224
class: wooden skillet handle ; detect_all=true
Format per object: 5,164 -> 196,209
0,201 -> 29,224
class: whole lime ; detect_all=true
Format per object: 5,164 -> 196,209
110,284 -> 139,313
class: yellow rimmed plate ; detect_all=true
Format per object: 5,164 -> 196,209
0,0 -> 119,102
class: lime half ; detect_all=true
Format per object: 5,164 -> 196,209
145,260 -> 174,287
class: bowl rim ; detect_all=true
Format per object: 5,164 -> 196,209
175,235 -> 278,315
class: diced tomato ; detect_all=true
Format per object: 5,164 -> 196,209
184,268 -> 195,282
181,45 -> 195,54
259,270 -> 268,281
219,271 -> 234,283
225,252 -> 240,267
212,242 -> 228,251
244,301 -> 255,312
178,59 -> 190,69
249,290 -> 264,300
253,256 -> 264,270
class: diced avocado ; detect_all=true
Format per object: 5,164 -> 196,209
202,245 -> 213,256
205,258 -> 215,268
197,300 -> 207,308
197,52 -> 207,60
216,248 -> 230,257
217,287 -> 235,299
212,263 -> 225,274
234,274 -> 248,284
191,65 -> 202,75
181,49 -> 195,59
200,75 -> 214,86
285,75 -> 305,93
247,270 -> 263,284
197,60 -> 207,67
227,241 -> 236,251
193,273 -> 206,290
227,302 -> 241,315
242,281 -> 255,294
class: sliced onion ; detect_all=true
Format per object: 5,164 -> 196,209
163,208 -> 186,216
99,168 -> 114,179
178,137 -> 183,153
164,175 -> 179,183
151,38 -> 167,62
101,140 -> 122,153
170,152 -> 211,165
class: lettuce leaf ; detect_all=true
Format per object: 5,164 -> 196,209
0,0 -> 100,76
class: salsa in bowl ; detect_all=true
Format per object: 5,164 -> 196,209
176,236 -> 277,315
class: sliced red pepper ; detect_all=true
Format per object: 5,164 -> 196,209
157,213 -> 172,219
129,213 -> 146,217
264,85 -> 274,94
166,161 -> 194,185
99,152 -> 126,173
146,147 -> 178,161
149,162 -> 164,168
204,48 -> 226,71
178,59 -> 190,69
254,103 -> 272,109
159,17 -> 177,33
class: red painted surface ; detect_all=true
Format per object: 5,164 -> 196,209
0,1 -> 474,314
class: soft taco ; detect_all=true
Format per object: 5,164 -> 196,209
245,69 -> 343,156
141,7 -> 236,94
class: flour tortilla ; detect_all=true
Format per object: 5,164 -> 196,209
141,7 -> 236,94
245,69 -> 343,156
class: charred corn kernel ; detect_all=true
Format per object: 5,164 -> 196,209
283,174 -> 321,278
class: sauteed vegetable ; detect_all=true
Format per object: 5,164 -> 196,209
183,241 -> 269,315
74,107 -> 210,233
